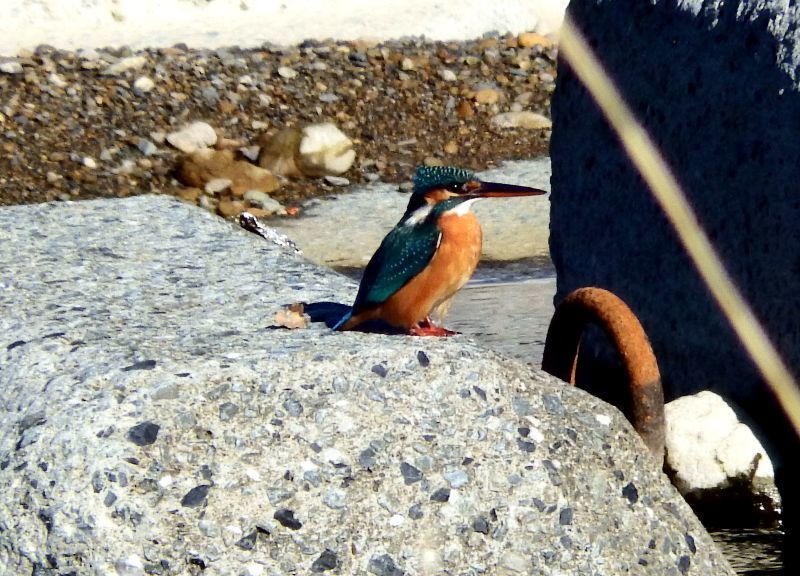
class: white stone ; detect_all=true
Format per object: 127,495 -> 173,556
48,72 -> 67,87
243,190 -> 285,215
242,563 -> 264,576
133,76 -> 155,93
718,422 -> 774,480
439,68 -> 457,81
490,111 -> 552,129
82,156 -> 97,169
388,514 -> 405,526
0,61 -> 22,74
102,55 -> 147,76
665,391 -> 773,492
204,178 -> 232,195
323,175 -> 350,187
277,66 -> 297,79
76,48 -> 100,61
297,123 -> 355,176
115,554 -> 144,576
166,121 -> 217,154
594,413 -> 612,427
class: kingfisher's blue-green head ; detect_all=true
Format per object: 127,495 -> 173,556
402,165 -> 547,220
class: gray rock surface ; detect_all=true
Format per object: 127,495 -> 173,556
549,0 -> 800,479
0,196 -> 733,574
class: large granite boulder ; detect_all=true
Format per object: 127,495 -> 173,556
0,197 -> 732,574
549,0 -> 800,542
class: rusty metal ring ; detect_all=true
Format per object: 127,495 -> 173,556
542,287 -> 665,459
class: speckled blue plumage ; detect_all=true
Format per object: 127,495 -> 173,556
350,216 -> 441,312
345,197 -> 474,318
413,165 -> 475,194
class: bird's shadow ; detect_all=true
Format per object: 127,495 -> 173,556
302,301 -> 406,334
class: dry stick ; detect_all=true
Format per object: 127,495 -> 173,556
558,15 -> 800,434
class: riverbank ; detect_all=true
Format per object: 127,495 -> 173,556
0,34 -> 554,208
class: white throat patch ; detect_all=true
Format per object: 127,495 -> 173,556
447,198 -> 480,216
403,204 -> 434,226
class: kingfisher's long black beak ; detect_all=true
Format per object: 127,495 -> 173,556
463,179 -> 548,198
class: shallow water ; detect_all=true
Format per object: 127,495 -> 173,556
447,270 -> 556,366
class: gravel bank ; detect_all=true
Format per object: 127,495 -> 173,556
0,34 -> 554,209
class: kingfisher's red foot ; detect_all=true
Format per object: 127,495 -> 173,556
409,319 -> 459,337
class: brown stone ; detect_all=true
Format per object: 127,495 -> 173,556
444,140 -> 458,155
176,149 -> 280,196
456,100 -> 475,119
217,198 -> 246,218
517,32 -> 553,49
218,100 -> 237,114
257,128 -> 304,178
474,88 -> 501,105
176,187 -> 202,203
214,136 -> 245,150
243,207 -> 271,218
257,123 -> 355,178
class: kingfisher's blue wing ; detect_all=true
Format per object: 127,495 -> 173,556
351,221 -> 441,312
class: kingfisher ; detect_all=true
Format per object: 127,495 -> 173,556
333,166 -> 547,336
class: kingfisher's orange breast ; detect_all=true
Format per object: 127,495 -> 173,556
353,211 -> 483,330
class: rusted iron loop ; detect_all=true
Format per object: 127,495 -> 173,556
542,287 -> 665,459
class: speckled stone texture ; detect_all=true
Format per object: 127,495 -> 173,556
550,0 -> 800,485
0,197 -> 732,575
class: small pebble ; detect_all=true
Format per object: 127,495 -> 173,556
218,402 -> 239,421
622,482 -> 639,504
114,554 -> 145,576
430,488 -> 450,502
444,469 -> 469,488
133,76 -> 155,94
136,138 -> 158,156
311,549 -> 338,573
166,122 -> 217,154
400,462 -> 423,484
48,73 -> 67,88
0,61 -> 23,74
490,111 -> 552,130
102,55 -> 147,76
274,508 -> 302,530
323,489 -> 347,509
368,554 -> 403,576
181,484 -> 211,508
323,175 -> 350,186
126,421 -> 160,446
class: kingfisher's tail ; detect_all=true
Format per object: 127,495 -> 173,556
331,310 -> 352,331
